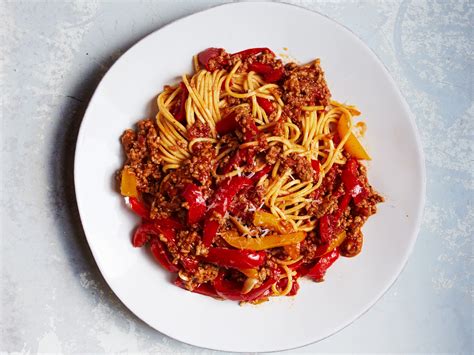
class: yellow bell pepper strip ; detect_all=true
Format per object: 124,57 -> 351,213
253,210 -> 292,234
120,168 -> 138,197
337,114 -> 371,160
283,243 -> 300,259
221,230 -> 306,251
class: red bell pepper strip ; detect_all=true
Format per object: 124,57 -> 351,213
311,160 -> 321,174
182,183 -> 206,224
213,270 -> 276,301
251,165 -> 272,182
243,118 -> 259,142
150,239 -> 178,272
307,249 -> 340,282
203,219 -> 219,247
341,158 -> 363,197
181,256 -> 199,273
257,97 -> 275,115
197,47 -> 223,71
216,112 -> 238,135
249,62 -> 284,83
318,215 -> 334,244
128,197 -> 149,220
231,47 -> 274,58
276,276 -> 300,296
131,222 -> 175,247
171,82 -> 188,122
204,248 -> 266,270
210,176 -> 252,216
174,278 -> 221,298
203,176 -> 252,247
222,149 -> 244,174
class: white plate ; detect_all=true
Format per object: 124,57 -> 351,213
74,2 -> 425,352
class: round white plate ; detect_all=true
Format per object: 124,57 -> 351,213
75,2 -> 425,352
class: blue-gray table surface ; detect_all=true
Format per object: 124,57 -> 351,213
1,0 -> 472,353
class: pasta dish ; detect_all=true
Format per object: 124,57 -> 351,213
118,47 -> 383,303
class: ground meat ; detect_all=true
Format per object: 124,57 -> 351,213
186,142 -> 215,186
229,185 -> 265,223
205,48 -> 231,72
283,153 -> 313,182
282,60 -> 331,123
120,119 -> 163,194
187,120 -> 212,140
181,264 -> 219,290
266,146 -> 281,165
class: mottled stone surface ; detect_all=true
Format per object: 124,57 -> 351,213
1,0 -> 472,353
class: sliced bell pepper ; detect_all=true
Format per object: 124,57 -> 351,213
221,230 -> 306,251
202,176 -> 252,247
180,256 -> 199,273
213,270 -> 276,301
315,231 -> 347,257
182,183 -> 206,224
128,197 -> 149,220
243,118 -> 259,142
222,149 -> 244,174
120,169 -> 138,197
216,111 -> 238,135
174,278 -> 221,299
257,97 -> 275,115
337,113 -> 371,160
311,159 -> 321,174
150,239 -> 178,272
171,82 -> 188,122
203,219 -> 219,247
275,276 -> 300,296
231,47 -> 274,58
249,62 -> 284,83
197,47 -> 224,71
318,214 -> 334,244
204,247 -> 266,270
251,165 -> 272,183
253,210 -> 292,234
283,243 -> 300,259
131,221 -> 179,248
307,248 -> 340,282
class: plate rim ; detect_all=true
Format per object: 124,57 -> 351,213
73,1 -> 426,352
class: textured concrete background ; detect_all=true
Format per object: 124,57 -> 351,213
1,0 -> 472,353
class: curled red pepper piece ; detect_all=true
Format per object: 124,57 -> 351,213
205,247 -> 266,270
341,158 -> 363,197
257,97 -> 275,115
197,47 -> 224,71
174,278 -> 221,298
307,249 -> 340,282
202,176 -> 252,247
216,112 -> 238,135
150,239 -> 178,272
131,217 -> 182,248
251,165 -> 272,182
171,82 -> 188,122
180,256 -> 199,273
276,276 -> 300,296
231,47 -> 274,58
182,183 -> 206,224
213,270 -> 276,301
249,62 -> 284,83
222,149 -> 244,174
243,118 -> 259,142
128,197 -> 149,220
318,214 -> 334,244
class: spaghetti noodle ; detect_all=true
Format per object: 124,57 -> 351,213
118,47 -> 383,303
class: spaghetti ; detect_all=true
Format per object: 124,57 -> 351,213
118,47 -> 383,303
